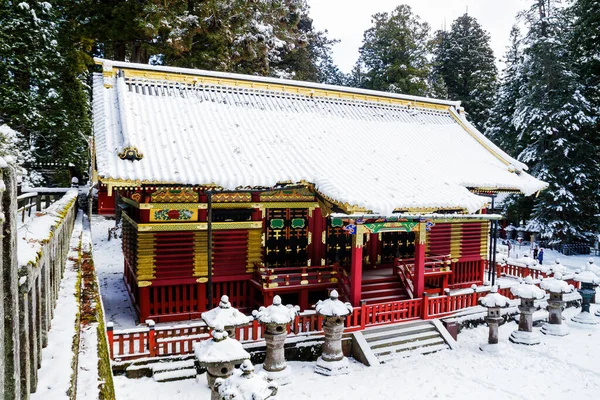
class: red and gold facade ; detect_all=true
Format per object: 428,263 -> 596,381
109,185 -> 491,323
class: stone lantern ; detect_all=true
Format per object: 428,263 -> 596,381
214,360 -> 278,400
202,295 -> 252,339
194,324 -> 250,400
585,258 -> 600,275
509,276 -> 546,345
550,259 -> 568,275
539,273 -> 574,336
505,224 -> 516,241
478,286 -> 511,352
572,266 -> 600,325
314,290 -> 353,376
252,295 -> 299,385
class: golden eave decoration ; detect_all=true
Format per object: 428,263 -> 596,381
118,146 -> 144,161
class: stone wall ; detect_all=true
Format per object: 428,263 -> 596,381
1,161 -> 78,400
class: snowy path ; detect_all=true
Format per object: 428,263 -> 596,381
91,216 -> 137,329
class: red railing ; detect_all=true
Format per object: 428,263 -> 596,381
496,262 -> 549,280
253,263 -> 338,290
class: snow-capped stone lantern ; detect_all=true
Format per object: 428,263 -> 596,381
314,290 -> 353,376
202,295 -> 252,339
505,224 -> 516,241
539,274 -> 574,336
572,266 -> 600,325
194,324 -> 250,400
585,258 -> 600,275
509,276 -> 546,345
550,259 -> 568,275
478,286 -> 511,352
213,360 -> 278,400
252,295 -> 299,385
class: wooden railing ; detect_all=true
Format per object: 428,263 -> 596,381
17,188 -> 73,223
395,254 -> 453,296
496,262 -> 549,280
253,263 -> 338,290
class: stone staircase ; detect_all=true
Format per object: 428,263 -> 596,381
352,320 -> 456,365
361,275 -> 409,304
123,355 -> 199,382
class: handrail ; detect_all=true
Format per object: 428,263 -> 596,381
253,263 -> 338,290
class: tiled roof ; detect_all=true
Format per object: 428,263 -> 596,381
92,60 -> 547,215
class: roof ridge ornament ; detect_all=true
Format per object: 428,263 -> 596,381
118,146 -> 143,161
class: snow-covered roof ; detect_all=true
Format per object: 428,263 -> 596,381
574,267 -> 600,285
201,295 -> 252,328
252,295 -> 299,325
93,59 -> 547,215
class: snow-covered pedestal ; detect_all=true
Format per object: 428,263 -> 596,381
550,259 -> 568,275
202,295 -> 252,339
314,290 -> 353,376
571,267 -> 600,325
214,360 -> 278,400
509,277 -> 545,345
252,295 -> 299,385
478,286 -> 510,353
194,325 -> 251,400
540,274 -> 574,336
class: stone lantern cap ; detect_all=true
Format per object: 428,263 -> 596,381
540,274 -> 575,294
551,259 -> 568,275
202,295 -> 252,329
214,360 -> 279,400
574,266 -> 600,284
585,258 -> 600,275
510,276 -> 546,299
315,290 -> 353,317
252,295 -> 299,325
479,286 -> 510,308
193,325 -> 250,365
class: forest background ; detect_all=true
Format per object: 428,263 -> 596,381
0,0 -> 598,244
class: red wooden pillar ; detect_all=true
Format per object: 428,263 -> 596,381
350,228 -> 364,306
197,283 -> 207,313
139,286 -> 151,321
369,233 -> 379,268
310,208 -> 324,266
413,223 -> 426,298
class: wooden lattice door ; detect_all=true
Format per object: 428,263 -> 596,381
380,232 -> 416,263
325,221 -> 352,267
265,209 -> 309,268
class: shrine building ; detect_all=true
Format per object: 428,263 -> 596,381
92,59 -> 547,323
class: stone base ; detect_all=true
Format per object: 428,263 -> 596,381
509,330 -> 541,345
479,343 -> 506,353
314,356 -> 349,376
255,364 -> 293,386
541,322 -> 569,336
572,311 -> 600,325
595,309 -> 600,317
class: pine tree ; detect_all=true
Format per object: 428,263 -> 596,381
357,5 -> 432,96
432,14 -> 497,130
514,0 -> 598,243
485,26 -> 524,153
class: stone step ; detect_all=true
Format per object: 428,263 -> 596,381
361,281 -> 401,291
363,322 -> 434,341
153,368 -> 198,382
374,337 -> 447,358
369,330 -> 441,349
361,276 -> 399,285
152,359 -> 196,374
377,343 -> 450,363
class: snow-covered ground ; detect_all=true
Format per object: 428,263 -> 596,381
91,216 -> 137,329
113,304 -> 600,399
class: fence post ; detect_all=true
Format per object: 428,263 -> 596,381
106,322 -> 114,360
421,295 -> 429,320
146,319 -> 156,357
360,300 -> 367,329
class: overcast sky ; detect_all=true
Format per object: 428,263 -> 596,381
307,0 -> 527,74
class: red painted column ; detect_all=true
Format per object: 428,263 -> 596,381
350,228 -> 364,306
413,223 -> 426,298
139,287 -> 151,321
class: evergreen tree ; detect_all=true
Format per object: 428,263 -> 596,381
513,0 -> 598,243
0,1 -> 90,185
431,14 -> 497,129
485,26 -> 524,153
357,5 -> 432,96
